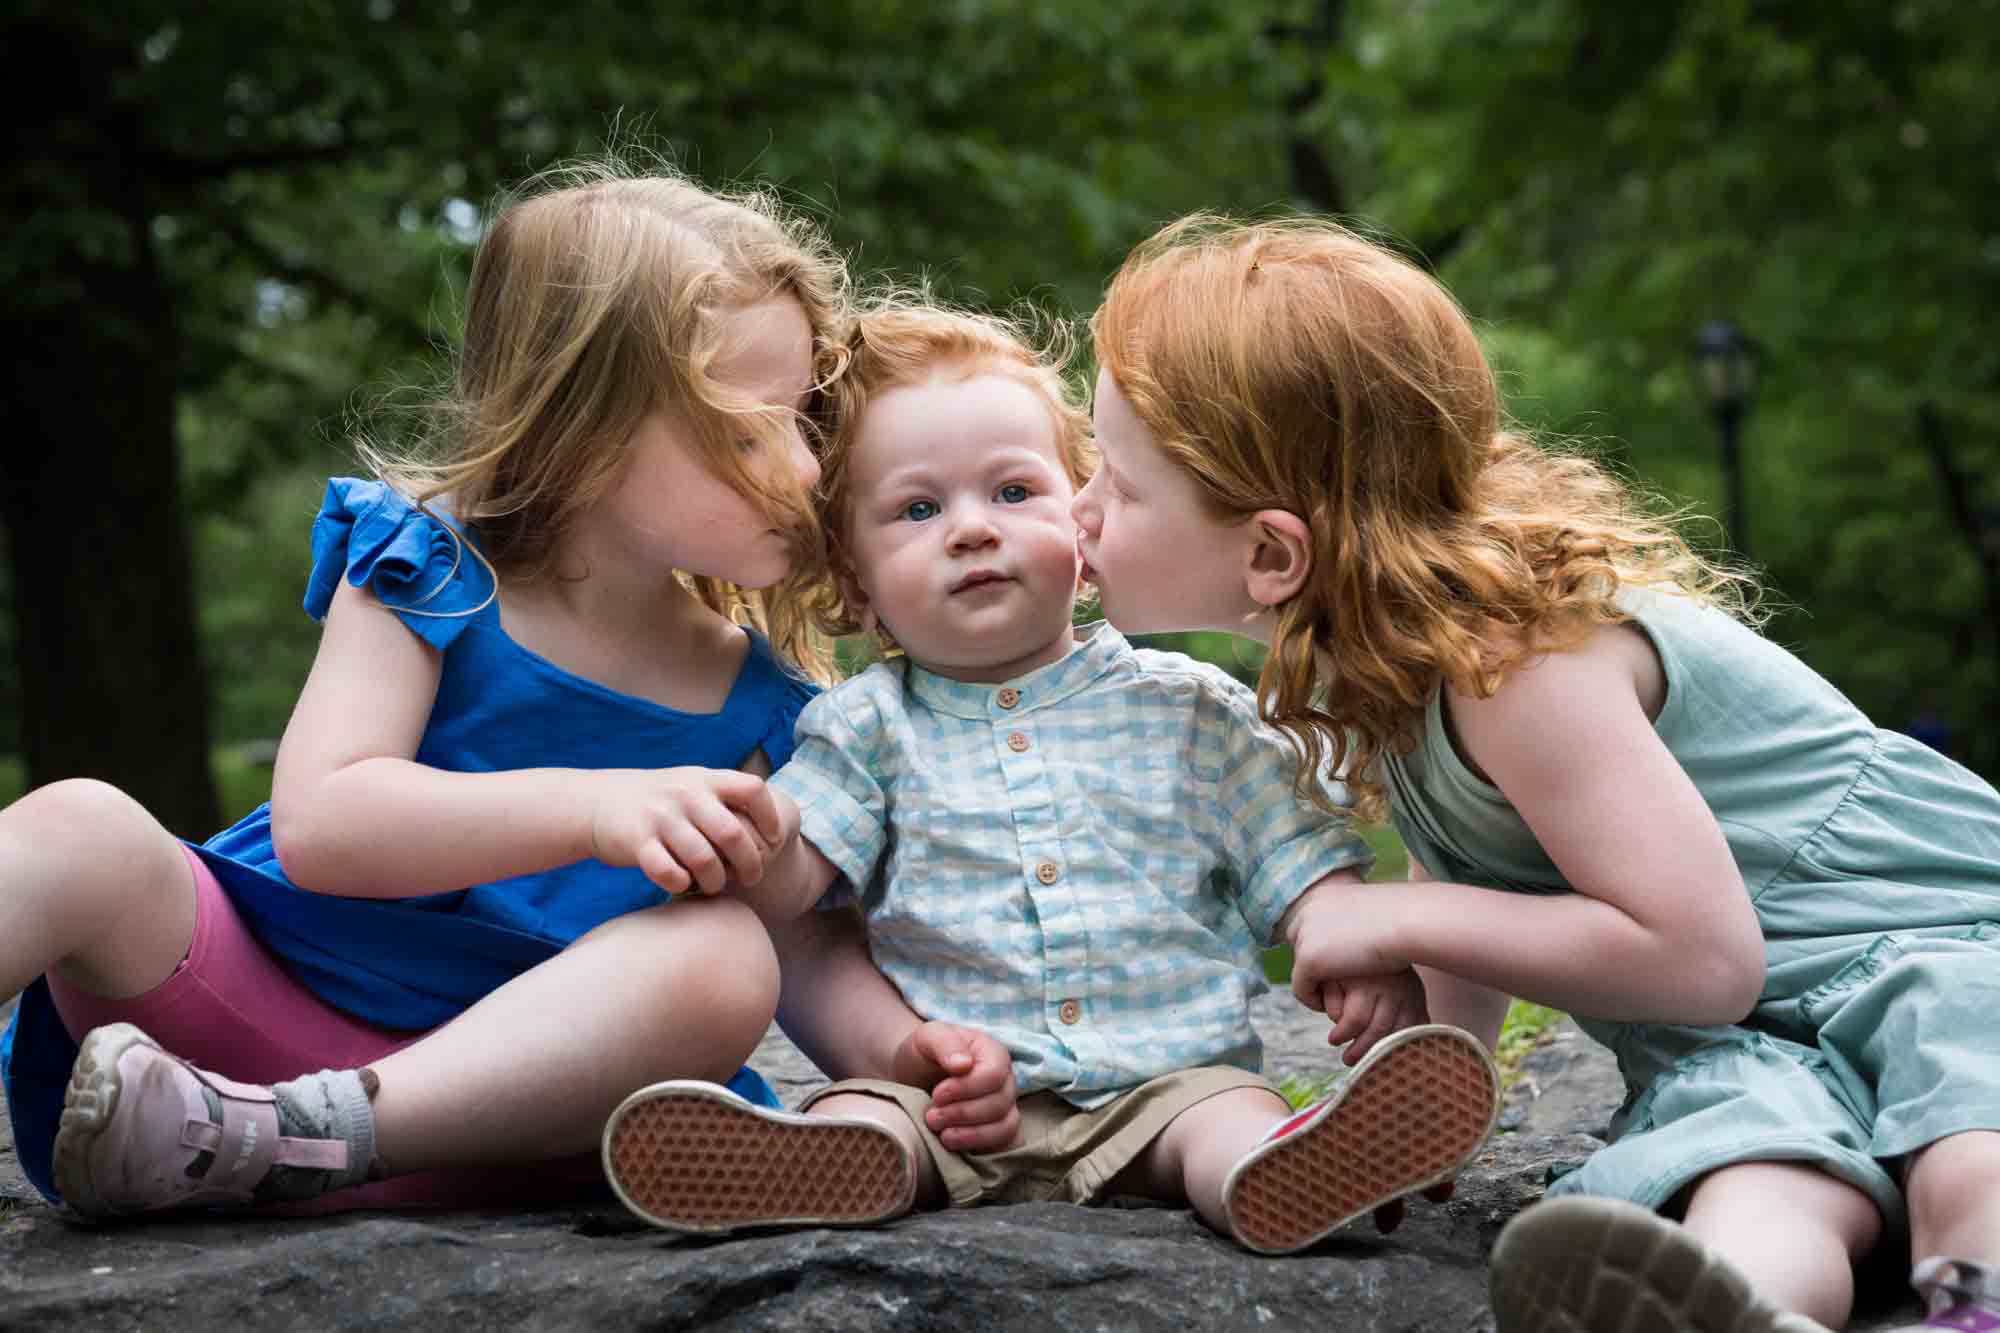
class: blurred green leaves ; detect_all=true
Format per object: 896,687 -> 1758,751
4,0 -> 1995,784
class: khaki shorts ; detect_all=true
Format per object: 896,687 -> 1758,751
801,1066 -> 1285,1208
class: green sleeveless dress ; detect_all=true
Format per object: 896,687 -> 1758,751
1384,588 -> 2000,1225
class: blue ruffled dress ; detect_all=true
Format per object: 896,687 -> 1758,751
3,478 -> 812,1203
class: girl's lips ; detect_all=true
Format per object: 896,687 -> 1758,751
1079,557 -> 1099,584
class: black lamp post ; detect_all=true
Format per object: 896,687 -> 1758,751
1692,320 -> 1761,558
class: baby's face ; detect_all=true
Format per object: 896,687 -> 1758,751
843,370 -> 1081,683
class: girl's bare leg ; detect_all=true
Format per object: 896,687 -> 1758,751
1905,1130 -> 2000,1268
1680,1161 -> 1882,1329
0,779 -> 197,1003
367,894 -> 780,1170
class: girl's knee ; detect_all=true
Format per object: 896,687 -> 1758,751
600,897 -> 779,1035
1906,1130 -> 2000,1208
6,779 -> 190,915
1686,1161 -> 1883,1257
15,778 -> 157,845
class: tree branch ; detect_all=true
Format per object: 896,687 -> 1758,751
144,138 -> 387,184
209,214 -> 434,347
1917,401 -> 1998,578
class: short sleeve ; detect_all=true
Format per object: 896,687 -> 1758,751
767,685 -> 889,911
1206,676 -> 1376,944
756,671 -> 822,772
302,477 -> 496,652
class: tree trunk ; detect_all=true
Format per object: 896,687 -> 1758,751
1915,402 -> 2000,777
0,21 -> 220,836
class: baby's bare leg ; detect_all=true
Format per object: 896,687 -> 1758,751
1680,1161 -> 1882,1328
0,778 -> 197,1002
1106,1086 -> 1290,1231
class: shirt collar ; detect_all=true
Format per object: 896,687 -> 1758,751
904,621 -> 1130,720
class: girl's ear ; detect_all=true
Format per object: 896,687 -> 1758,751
1243,509 -> 1312,608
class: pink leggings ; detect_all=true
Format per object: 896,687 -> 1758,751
46,845 -> 602,1212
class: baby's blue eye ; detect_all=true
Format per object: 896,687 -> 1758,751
902,499 -> 940,522
997,483 -> 1031,504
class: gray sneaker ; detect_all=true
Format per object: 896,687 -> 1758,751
1489,1195 -> 1830,1332
1890,1257 -> 2000,1331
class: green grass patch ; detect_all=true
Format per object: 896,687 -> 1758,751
1492,1000 -> 1567,1078
1273,999 -> 1570,1109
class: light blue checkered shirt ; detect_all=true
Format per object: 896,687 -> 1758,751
770,622 -> 1374,1107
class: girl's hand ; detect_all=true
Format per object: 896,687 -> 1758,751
585,767 -> 783,895
1282,871 -> 1410,997
893,1021 -> 1021,1153
1310,969 -> 1430,1065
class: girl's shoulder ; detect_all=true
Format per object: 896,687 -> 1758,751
301,477 -> 497,651
734,629 -> 822,771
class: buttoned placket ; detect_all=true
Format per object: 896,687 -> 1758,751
990,684 -> 1088,1045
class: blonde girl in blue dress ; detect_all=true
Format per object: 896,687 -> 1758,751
0,159 -> 850,1218
1071,214 -> 2000,1331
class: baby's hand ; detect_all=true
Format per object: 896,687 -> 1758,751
893,1021 -> 1021,1153
585,767 -> 782,895
1307,968 -> 1430,1066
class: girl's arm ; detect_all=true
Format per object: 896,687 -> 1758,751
1289,623 -> 1765,1025
1408,860 -> 1513,1052
270,579 -> 776,897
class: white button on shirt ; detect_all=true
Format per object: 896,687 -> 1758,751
770,623 -> 1374,1107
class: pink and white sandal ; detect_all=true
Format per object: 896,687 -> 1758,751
1221,1023 -> 1501,1254
53,1023 -> 354,1221
1899,1258 -> 2000,1331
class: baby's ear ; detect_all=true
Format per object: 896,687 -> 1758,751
839,574 -> 876,634
1243,509 -> 1312,608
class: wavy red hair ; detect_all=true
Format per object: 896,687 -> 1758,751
1093,215 -> 1753,818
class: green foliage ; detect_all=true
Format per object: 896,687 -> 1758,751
7,0 -> 1995,783
1259,820 -> 1411,985
1320,0 -> 2000,770
1276,1000 -> 1565,1109
0,744 -> 272,825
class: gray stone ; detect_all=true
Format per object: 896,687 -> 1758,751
0,993 -> 1925,1329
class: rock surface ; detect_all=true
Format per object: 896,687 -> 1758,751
0,993 -> 1924,1330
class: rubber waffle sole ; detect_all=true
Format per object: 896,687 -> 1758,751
1488,1195 -> 1822,1333
1222,1025 -> 1501,1255
51,1022 -> 156,1222
602,1082 -> 914,1234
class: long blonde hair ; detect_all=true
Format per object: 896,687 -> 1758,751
356,154 -> 849,681
1093,214 -> 1754,818
805,292 -> 1094,650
